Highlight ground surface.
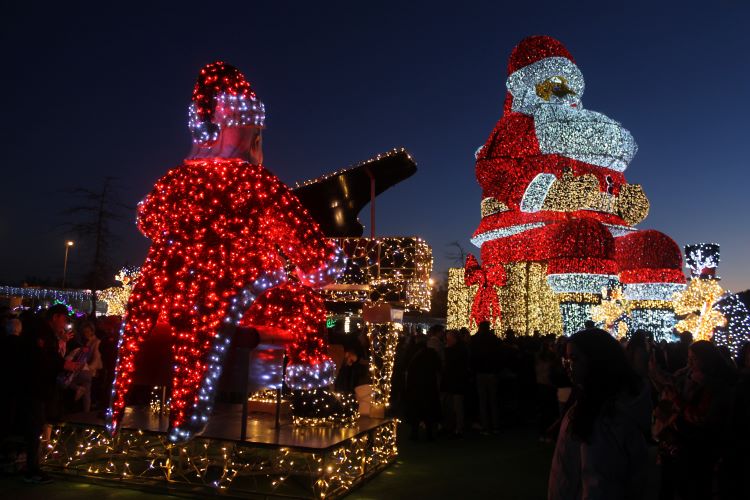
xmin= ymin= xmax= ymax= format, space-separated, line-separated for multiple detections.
xmin=0 ymin=425 xmax=553 ymax=499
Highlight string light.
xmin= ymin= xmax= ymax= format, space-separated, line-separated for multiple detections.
xmin=99 ymin=266 xmax=140 ymax=316
xmin=447 ymin=268 xmax=475 ymax=331
xmin=591 ymin=288 xmax=679 ymax=341
xmin=42 ymin=419 xmax=397 ymax=498
xmin=289 ymin=389 xmax=359 ymax=427
xmin=480 ymin=197 xmax=509 ymax=218
xmin=366 ymin=322 xmax=400 ymax=407
xmin=673 ymin=277 xmax=726 ymax=341
xmin=0 ymin=285 xmax=91 ymax=303
xmin=107 ymin=61 xmax=350 ymax=443
xmin=712 ymin=293 xmax=750 ymax=357
xmin=591 ymin=289 xmax=629 ymax=337
xmin=294 ymin=147 xmax=414 ymax=189
xmin=684 ymin=243 xmax=721 ymax=278
xmin=501 ymin=262 xmax=562 ymax=334
xmin=188 ymin=62 xmax=265 ymax=145
xmin=446 ymin=263 xmax=563 ymax=335
xmin=248 ymin=389 xmax=281 ymax=405
xmin=324 ymin=237 xmax=433 ymax=312
xmin=453 ymin=36 xmax=685 ymax=337
xmin=628 ymin=308 xmax=678 ymax=342
xmin=108 ymin=156 xmax=346 ymax=443
xmin=520 ymin=173 xmax=557 ymax=213
xmin=240 ymin=281 xmax=338 ymax=390
xmin=534 ymin=104 xmax=637 ymax=172
xmin=547 ymin=273 xmax=618 ymax=294
xmin=539 ymin=171 xmax=600 ymax=213
xmin=463 ymin=254 xmax=504 ymax=330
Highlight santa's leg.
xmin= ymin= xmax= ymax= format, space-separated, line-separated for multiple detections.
xmin=245 ymin=282 xmax=335 ymax=389
xmin=280 ymin=285 xmax=356 ymax=424
xmin=615 ymin=230 xmax=686 ymax=341
xmin=544 ymin=220 xmax=619 ymax=335
xmin=107 ymin=255 xmax=165 ymax=434
xmin=284 ymin=299 xmax=336 ymax=391
xmin=241 ymin=283 xmax=354 ymax=424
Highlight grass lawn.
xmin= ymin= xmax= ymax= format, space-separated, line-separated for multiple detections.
xmin=352 ymin=425 xmax=553 ymax=500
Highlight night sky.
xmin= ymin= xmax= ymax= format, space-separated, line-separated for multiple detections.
xmin=2 ymin=1 xmax=749 ymax=292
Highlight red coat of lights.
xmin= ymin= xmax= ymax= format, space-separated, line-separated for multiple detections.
xmin=107 ymin=158 xmax=343 ymax=442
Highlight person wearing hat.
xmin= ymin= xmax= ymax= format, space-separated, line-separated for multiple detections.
xmin=466 ymin=35 xmax=684 ymax=333
xmin=108 ymin=62 xmax=346 ymax=443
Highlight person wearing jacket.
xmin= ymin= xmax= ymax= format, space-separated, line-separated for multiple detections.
xmin=470 ymin=321 xmax=502 ymax=433
xmin=548 ymin=328 xmax=651 ymax=500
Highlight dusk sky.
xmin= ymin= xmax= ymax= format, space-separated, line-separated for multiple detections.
xmin=2 ymin=1 xmax=749 ymax=292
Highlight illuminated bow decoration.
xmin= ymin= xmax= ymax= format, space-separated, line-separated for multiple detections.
xmin=464 ymin=254 xmax=506 ymax=329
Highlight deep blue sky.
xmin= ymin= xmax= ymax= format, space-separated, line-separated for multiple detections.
xmin=2 ymin=1 xmax=749 ymax=292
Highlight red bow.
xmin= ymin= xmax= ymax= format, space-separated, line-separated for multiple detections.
xmin=464 ymin=254 xmax=505 ymax=328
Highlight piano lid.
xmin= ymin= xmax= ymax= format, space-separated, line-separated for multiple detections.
xmin=292 ymin=148 xmax=417 ymax=237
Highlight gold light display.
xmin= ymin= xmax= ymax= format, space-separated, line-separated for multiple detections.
xmin=541 ymin=171 xmax=600 ymax=212
xmin=672 ymin=278 xmax=727 ymax=341
xmin=447 ymin=268 xmax=475 ymax=331
xmin=480 ymin=197 xmax=509 ymax=217
xmin=324 ymin=237 xmax=433 ymax=312
xmin=43 ymin=419 xmax=397 ymax=499
xmin=99 ymin=267 xmax=140 ymax=316
xmin=290 ymin=389 xmax=359 ymax=428
xmin=366 ymin=322 xmax=400 ymax=408
xmin=446 ymin=263 xmax=562 ymax=335
xmin=532 ymin=169 xmax=649 ymax=226
xmin=614 ymin=184 xmax=650 ymax=225
xmin=591 ymin=289 xmax=628 ymax=338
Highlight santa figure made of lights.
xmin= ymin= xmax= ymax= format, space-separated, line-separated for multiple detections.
xmin=107 ymin=62 xmax=346 ymax=442
xmin=467 ymin=35 xmax=685 ymax=336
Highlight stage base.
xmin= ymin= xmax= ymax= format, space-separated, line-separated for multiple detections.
xmin=42 ymin=406 xmax=397 ymax=499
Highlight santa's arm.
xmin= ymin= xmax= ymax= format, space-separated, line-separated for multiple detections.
xmin=136 ymin=167 xmax=181 ymax=241
xmin=260 ymin=171 xmax=346 ymax=287
xmin=519 ymin=173 xmax=557 ymax=212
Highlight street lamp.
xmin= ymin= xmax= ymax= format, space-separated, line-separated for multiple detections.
xmin=62 ymin=240 xmax=74 ymax=288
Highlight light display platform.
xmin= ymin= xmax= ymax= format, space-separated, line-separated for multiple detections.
xmin=43 ymin=405 xmax=397 ymax=499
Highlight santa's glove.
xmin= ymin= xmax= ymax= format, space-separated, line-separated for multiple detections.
xmin=615 ymin=184 xmax=649 ymax=225
xmin=540 ymin=171 xmax=599 ymax=212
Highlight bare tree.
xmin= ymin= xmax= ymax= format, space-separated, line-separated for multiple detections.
xmin=61 ymin=177 xmax=132 ymax=293
xmin=446 ymin=241 xmax=468 ymax=267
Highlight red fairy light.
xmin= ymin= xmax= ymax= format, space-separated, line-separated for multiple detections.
xmin=465 ymin=36 xmax=685 ymax=331
xmin=108 ymin=156 xmax=344 ymax=443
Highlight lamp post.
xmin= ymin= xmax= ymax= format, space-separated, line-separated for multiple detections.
xmin=62 ymin=240 xmax=74 ymax=288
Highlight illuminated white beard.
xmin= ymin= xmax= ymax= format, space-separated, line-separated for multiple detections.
xmin=532 ymin=103 xmax=637 ymax=172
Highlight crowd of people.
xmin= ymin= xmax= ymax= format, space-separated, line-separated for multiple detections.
xmin=386 ymin=321 xmax=750 ymax=500
xmin=0 ymin=305 xmax=118 ymax=484
xmin=387 ymin=322 xmax=568 ymax=441
xmin=3 ymin=303 xmax=750 ymax=499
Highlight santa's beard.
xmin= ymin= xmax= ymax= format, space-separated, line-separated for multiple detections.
xmin=532 ymin=103 xmax=637 ymax=172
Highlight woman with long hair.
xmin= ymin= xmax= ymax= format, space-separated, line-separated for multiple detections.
xmin=548 ymin=328 xmax=651 ymax=500
xmin=673 ymin=340 xmax=736 ymax=500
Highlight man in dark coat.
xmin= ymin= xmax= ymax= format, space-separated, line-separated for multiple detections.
xmin=442 ymin=330 xmax=469 ymax=436
xmin=470 ymin=321 xmax=502 ymax=433
xmin=22 ymin=304 xmax=79 ymax=484
xmin=405 ymin=337 xmax=442 ymax=440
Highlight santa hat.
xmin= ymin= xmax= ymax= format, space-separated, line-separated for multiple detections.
xmin=505 ymin=36 xmax=584 ymax=114
xmin=188 ymin=61 xmax=266 ymax=145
